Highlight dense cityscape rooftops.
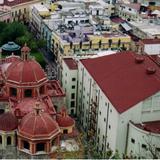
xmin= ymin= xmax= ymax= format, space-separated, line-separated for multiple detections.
xmin=0 ymin=0 xmax=160 ymax=158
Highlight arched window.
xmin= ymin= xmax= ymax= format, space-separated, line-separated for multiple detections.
xmin=39 ymin=86 xmax=44 ymax=95
xmin=63 ymin=129 xmax=68 ymax=134
xmin=36 ymin=143 xmax=45 ymax=152
xmin=24 ymin=89 xmax=32 ymax=97
xmin=51 ymin=139 xmax=56 ymax=146
xmin=7 ymin=136 xmax=11 ymax=145
xmin=23 ymin=140 xmax=30 ymax=150
xmin=0 ymin=135 xmax=2 ymax=144
xmin=10 ymin=88 xmax=17 ymax=97
xmin=0 ymin=109 xmax=4 ymax=114
xmin=54 ymin=105 xmax=58 ymax=112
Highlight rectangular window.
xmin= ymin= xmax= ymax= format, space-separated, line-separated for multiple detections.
xmin=63 ymin=129 xmax=68 ymax=134
xmin=156 ymin=147 xmax=160 ymax=152
xmin=71 ymin=93 xmax=75 ymax=99
xmin=24 ymin=89 xmax=32 ymax=97
xmin=72 ymin=85 xmax=75 ymax=89
xmin=97 ymin=137 xmax=99 ymax=143
xmin=10 ymin=88 xmax=17 ymax=97
xmin=71 ymin=101 xmax=75 ymax=108
xmin=98 ymin=128 xmax=100 ymax=134
xmin=72 ymin=78 xmax=76 ymax=81
xmin=131 ymin=138 xmax=135 ymax=144
xmin=142 ymin=144 xmax=147 ymax=150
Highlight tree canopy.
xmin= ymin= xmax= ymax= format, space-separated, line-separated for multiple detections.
xmin=0 ymin=22 xmax=46 ymax=68
xmin=0 ymin=22 xmax=45 ymax=51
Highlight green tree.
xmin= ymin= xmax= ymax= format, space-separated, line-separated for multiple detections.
xmin=0 ymin=22 xmax=26 ymax=43
xmin=37 ymin=39 xmax=46 ymax=48
xmin=111 ymin=150 xmax=120 ymax=159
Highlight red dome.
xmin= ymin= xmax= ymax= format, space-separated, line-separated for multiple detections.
xmin=6 ymin=54 xmax=21 ymax=63
xmin=57 ymin=114 xmax=75 ymax=127
xmin=6 ymin=59 xmax=47 ymax=85
xmin=18 ymin=111 xmax=60 ymax=139
xmin=0 ymin=112 xmax=18 ymax=131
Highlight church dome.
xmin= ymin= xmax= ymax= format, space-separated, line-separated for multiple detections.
xmin=0 ymin=112 xmax=18 ymax=131
xmin=18 ymin=103 xmax=60 ymax=139
xmin=57 ymin=108 xmax=75 ymax=127
xmin=6 ymin=59 xmax=47 ymax=86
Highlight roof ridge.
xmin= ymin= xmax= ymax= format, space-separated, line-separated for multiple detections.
xmin=29 ymin=61 xmax=38 ymax=82
xmin=41 ymin=113 xmax=50 ymax=134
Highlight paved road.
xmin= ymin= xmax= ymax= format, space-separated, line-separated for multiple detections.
xmin=38 ymin=48 xmax=58 ymax=80
xmin=28 ymin=24 xmax=58 ymax=80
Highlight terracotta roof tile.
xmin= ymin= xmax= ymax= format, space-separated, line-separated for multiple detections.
xmin=64 ymin=58 xmax=78 ymax=70
xmin=81 ymin=51 xmax=160 ymax=113
xmin=141 ymin=39 xmax=160 ymax=44
xmin=135 ymin=121 xmax=160 ymax=134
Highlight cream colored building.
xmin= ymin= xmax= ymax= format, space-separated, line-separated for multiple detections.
xmin=61 ymin=58 xmax=78 ymax=115
xmin=10 ymin=0 xmax=43 ymax=23
xmin=76 ymin=52 xmax=160 ymax=158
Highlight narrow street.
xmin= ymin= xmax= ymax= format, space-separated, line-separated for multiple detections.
xmin=38 ymin=47 xmax=58 ymax=80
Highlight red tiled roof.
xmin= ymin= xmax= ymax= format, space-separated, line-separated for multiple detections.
xmin=56 ymin=107 xmax=75 ymax=127
xmin=0 ymin=0 xmax=33 ymax=6
xmin=18 ymin=111 xmax=60 ymax=139
xmin=13 ymin=98 xmax=54 ymax=116
xmin=141 ymin=39 xmax=160 ymax=44
xmin=111 ymin=17 xmax=126 ymax=23
xmin=135 ymin=121 xmax=160 ymax=134
xmin=0 ymin=112 xmax=18 ymax=131
xmin=47 ymin=80 xmax=65 ymax=97
xmin=6 ymin=59 xmax=47 ymax=86
xmin=81 ymin=51 xmax=160 ymax=113
xmin=57 ymin=114 xmax=75 ymax=127
xmin=64 ymin=58 xmax=78 ymax=70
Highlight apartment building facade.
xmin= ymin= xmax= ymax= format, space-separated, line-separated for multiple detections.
xmin=76 ymin=52 xmax=160 ymax=158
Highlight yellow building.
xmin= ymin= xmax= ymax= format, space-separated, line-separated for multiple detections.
xmin=52 ymin=32 xmax=131 ymax=60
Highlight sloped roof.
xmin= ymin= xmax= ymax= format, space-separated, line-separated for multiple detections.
xmin=64 ymin=58 xmax=78 ymax=70
xmin=81 ymin=51 xmax=160 ymax=113
xmin=141 ymin=39 xmax=160 ymax=44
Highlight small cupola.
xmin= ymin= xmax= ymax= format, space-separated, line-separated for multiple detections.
xmin=34 ymin=101 xmax=42 ymax=116
xmin=61 ymin=107 xmax=67 ymax=117
xmin=135 ymin=56 xmax=145 ymax=64
xmin=21 ymin=43 xmax=31 ymax=61
xmin=146 ymin=67 xmax=156 ymax=75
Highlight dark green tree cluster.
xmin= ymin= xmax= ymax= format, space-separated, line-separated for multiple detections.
xmin=0 ymin=22 xmax=46 ymax=51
